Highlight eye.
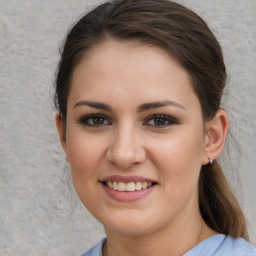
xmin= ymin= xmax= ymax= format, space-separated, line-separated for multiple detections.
xmin=78 ymin=114 xmax=111 ymax=127
xmin=144 ymin=114 xmax=177 ymax=127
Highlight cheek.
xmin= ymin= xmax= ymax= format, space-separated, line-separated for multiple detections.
xmin=66 ymin=130 xmax=106 ymax=184
xmin=150 ymin=129 xmax=204 ymax=187
xmin=149 ymin=135 xmax=203 ymax=218
xmin=65 ymin=132 xmax=106 ymax=211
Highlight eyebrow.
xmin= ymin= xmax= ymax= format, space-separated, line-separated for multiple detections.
xmin=137 ymin=100 xmax=186 ymax=112
xmin=73 ymin=100 xmax=112 ymax=111
xmin=73 ymin=99 xmax=186 ymax=112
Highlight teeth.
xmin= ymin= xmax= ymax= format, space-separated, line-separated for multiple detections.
xmin=135 ymin=182 xmax=142 ymax=191
xmin=108 ymin=181 xmax=113 ymax=189
xmin=106 ymin=181 xmax=113 ymax=189
xmin=126 ymin=182 xmax=136 ymax=192
xmin=118 ymin=182 xmax=126 ymax=191
xmin=113 ymin=181 xmax=118 ymax=190
xmin=105 ymin=181 xmax=153 ymax=191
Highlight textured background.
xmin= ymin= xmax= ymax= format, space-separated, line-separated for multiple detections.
xmin=0 ymin=0 xmax=255 ymax=255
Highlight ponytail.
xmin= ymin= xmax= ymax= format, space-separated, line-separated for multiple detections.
xmin=199 ymin=161 xmax=248 ymax=240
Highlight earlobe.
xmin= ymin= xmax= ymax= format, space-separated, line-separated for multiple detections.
xmin=202 ymin=109 xmax=229 ymax=165
xmin=55 ymin=113 xmax=69 ymax=163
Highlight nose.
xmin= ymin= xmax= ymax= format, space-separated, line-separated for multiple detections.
xmin=106 ymin=124 xmax=146 ymax=169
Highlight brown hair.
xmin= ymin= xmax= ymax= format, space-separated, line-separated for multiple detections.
xmin=54 ymin=0 xmax=248 ymax=239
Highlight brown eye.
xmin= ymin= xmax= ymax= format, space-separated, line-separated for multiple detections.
xmin=79 ymin=114 xmax=111 ymax=127
xmin=89 ymin=117 xmax=106 ymax=125
xmin=153 ymin=117 xmax=169 ymax=126
xmin=145 ymin=114 xmax=177 ymax=127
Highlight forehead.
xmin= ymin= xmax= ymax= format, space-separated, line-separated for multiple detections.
xmin=69 ymin=39 xmax=199 ymax=110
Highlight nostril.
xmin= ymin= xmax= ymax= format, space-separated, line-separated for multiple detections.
xmin=106 ymin=144 xmax=147 ymax=168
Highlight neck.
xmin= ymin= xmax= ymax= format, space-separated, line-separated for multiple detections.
xmin=103 ymin=206 xmax=217 ymax=256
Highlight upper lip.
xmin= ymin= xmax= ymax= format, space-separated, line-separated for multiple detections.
xmin=100 ymin=175 xmax=157 ymax=183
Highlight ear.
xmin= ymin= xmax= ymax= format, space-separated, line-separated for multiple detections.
xmin=55 ymin=113 xmax=69 ymax=163
xmin=202 ymin=109 xmax=229 ymax=165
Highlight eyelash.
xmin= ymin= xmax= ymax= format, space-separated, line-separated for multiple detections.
xmin=143 ymin=114 xmax=178 ymax=127
xmin=78 ymin=113 xmax=178 ymax=128
xmin=78 ymin=114 xmax=111 ymax=127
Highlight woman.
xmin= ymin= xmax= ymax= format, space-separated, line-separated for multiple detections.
xmin=54 ymin=0 xmax=256 ymax=255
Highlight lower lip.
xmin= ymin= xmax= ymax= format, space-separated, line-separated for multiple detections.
xmin=101 ymin=183 xmax=156 ymax=202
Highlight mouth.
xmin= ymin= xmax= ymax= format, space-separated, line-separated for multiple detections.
xmin=102 ymin=181 xmax=156 ymax=192
xmin=100 ymin=176 xmax=157 ymax=201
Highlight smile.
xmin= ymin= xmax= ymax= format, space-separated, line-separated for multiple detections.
xmin=101 ymin=175 xmax=157 ymax=201
xmin=104 ymin=181 xmax=153 ymax=192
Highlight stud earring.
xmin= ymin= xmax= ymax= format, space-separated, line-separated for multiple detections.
xmin=208 ymin=157 xmax=214 ymax=165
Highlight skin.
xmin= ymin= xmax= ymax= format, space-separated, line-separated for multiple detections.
xmin=56 ymin=39 xmax=228 ymax=256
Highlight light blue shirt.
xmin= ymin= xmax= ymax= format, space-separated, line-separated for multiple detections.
xmin=81 ymin=235 xmax=256 ymax=256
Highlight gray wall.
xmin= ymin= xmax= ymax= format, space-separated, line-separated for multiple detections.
xmin=0 ymin=0 xmax=255 ymax=255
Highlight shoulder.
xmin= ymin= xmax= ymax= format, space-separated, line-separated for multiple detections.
xmin=217 ymin=235 xmax=256 ymax=256
xmin=81 ymin=236 xmax=256 ymax=256
xmin=184 ymin=234 xmax=256 ymax=256
xmin=80 ymin=238 xmax=106 ymax=256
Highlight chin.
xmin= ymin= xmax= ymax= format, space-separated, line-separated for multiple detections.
xmin=100 ymin=210 xmax=160 ymax=237
xmin=105 ymin=222 xmax=155 ymax=237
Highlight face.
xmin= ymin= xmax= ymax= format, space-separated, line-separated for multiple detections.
xmin=59 ymin=40 xmax=210 ymax=236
